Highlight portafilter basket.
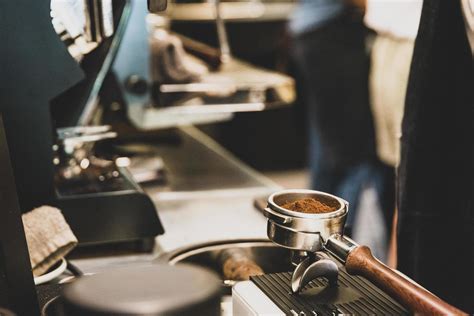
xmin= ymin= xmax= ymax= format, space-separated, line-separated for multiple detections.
xmin=263 ymin=189 xmax=467 ymax=315
xmin=265 ymin=189 xmax=348 ymax=253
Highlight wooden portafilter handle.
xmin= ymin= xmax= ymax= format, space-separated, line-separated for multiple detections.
xmin=326 ymin=236 xmax=467 ymax=315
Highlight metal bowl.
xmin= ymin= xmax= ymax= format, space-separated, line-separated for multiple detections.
xmin=157 ymin=239 xmax=294 ymax=315
xmin=157 ymin=239 xmax=293 ymax=288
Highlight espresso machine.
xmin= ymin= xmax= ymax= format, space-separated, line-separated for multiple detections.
xmin=51 ymin=0 xmax=177 ymax=248
xmin=233 ymin=190 xmax=466 ymax=315
xmin=0 ymin=0 xmax=174 ymax=250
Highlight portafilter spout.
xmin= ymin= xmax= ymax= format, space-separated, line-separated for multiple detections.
xmin=263 ymin=189 xmax=467 ymax=315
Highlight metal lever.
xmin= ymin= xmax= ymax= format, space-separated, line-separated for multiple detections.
xmin=212 ymin=0 xmax=231 ymax=63
xmin=56 ymin=125 xmax=117 ymax=156
xmin=62 ymin=132 xmax=117 ymax=147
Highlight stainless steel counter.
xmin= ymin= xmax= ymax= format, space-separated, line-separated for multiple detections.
xmin=147 ymin=126 xmax=279 ymax=251
xmin=70 ymin=126 xmax=280 ymax=273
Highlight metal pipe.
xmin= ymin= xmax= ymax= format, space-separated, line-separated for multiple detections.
xmin=212 ymin=0 xmax=231 ymax=63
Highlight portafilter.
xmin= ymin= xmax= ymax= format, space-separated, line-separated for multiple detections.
xmin=263 ymin=189 xmax=466 ymax=315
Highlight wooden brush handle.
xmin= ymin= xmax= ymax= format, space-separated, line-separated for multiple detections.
xmin=346 ymin=246 xmax=467 ymax=315
xmin=218 ymin=249 xmax=264 ymax=281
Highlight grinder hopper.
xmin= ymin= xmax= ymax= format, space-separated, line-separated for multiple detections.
xmin=263 ymin=189 xmax=466 ymax=315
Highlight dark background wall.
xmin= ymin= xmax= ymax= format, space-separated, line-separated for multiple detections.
xmin=172 ymin=19 xmax=308 ymax=171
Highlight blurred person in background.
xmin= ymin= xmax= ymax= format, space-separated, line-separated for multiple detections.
xmin=363 ymin=0 xmax=473 ymax=311
xmin=365 ymin=0 xmax=422 ymax=170
xmin=363 ymin=0 xmax=423 ymax=267
xmin=289 ymin=0 xmax=395 ymax=252
xmin=396 ymin=0 xmax=473 ymax=310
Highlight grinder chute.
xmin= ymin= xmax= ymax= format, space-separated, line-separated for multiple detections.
xmin=263 ymin=189 xmax=467 ymax=315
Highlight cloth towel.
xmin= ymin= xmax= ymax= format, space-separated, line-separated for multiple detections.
xmin=22 ymin=206 xmax=78 ymax=276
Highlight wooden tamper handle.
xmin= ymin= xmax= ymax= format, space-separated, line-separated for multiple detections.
xmin=346 ymin=246 xmax=467 ymax=315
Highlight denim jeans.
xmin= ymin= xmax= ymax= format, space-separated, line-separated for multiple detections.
xmin=292 ymin=11 xmax=394 ymax=232
xmin=309 ymin=127 xmax=392 ymax=230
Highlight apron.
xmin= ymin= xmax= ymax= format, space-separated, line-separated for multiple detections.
xmin=397 ymin=0 xmax=474 ymax=312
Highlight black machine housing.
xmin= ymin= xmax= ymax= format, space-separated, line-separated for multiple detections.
xmin=1 ymin=0 xmax=164 ymax=248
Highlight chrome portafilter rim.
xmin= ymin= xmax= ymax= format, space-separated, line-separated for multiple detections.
xmin=264 ymin=189 xmax=348 ymax=239
xmin=268 ymin=189 xmax=348 ymax=220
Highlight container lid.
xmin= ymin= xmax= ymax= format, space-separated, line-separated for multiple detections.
xmin=62 ymin=264 xmax=221 ymax=316
xmin=0 ymin=307 xmax=16 ymax=316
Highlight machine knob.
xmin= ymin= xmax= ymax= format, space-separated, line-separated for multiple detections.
xmin=147 ymin=0 xmax=167 ymax=13
xmin=125 ymin=75 xmax=149 ymax=95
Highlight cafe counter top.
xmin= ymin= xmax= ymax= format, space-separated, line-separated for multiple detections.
xmin=69 ymin=126 xmax=280 ymax=274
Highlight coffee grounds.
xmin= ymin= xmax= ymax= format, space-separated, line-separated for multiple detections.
xmin=281 ymin=198 xmax=337 ymax=214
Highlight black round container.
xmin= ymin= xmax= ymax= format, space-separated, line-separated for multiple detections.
xmin=0 ymin=307 xmax=16 ymax=316
xmin=60 ymin=264 xmax=221 ymax=316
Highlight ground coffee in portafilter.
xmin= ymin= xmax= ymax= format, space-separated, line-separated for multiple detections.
xmin=281 ymin=198 xmax=337 ymax=214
